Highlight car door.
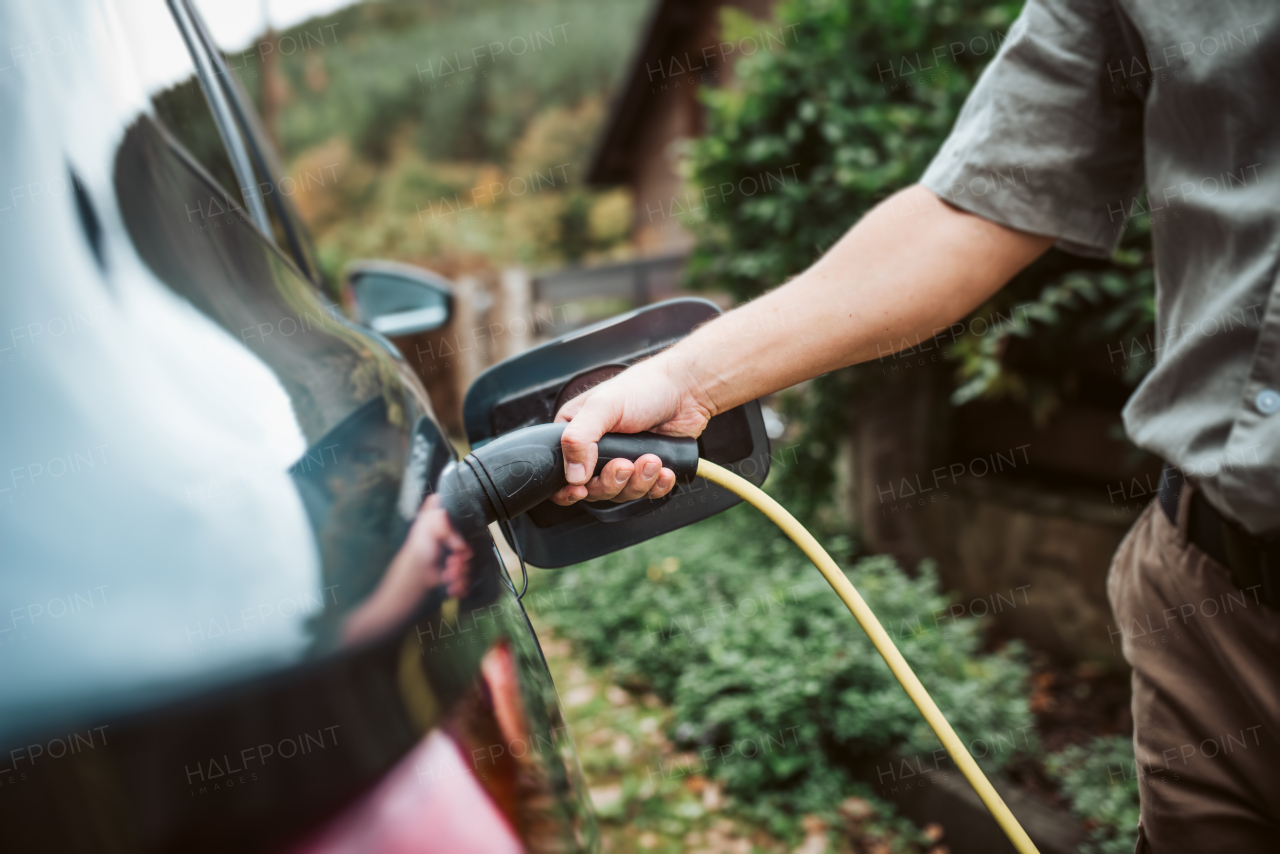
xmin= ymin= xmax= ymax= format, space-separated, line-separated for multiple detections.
xmin=0 ymin=0 xmax=594 ymax=850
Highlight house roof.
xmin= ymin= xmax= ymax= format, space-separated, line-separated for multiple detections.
xmin=586 ymin=0 xmax=707 ymax=185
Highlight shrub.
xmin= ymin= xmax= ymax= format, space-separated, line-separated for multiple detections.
xmin=1044 ymin=735 xmax=1141 ymax=854
xmin=530 ymin=502 xmax=1036 ymax=835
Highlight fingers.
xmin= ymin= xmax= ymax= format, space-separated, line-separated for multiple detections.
xmin=420 ymin=496 xmax=468 ymax=550
xmin=549 ymin=456 xmax=678 ymax=505
xmin=550 ymin=483 xmax=588 ymax=505
xmin=612 ymin=454 xmax=661 ymax=502
xmin=560 ymin=394 xmax=618 ymax=485
xmin=583 ymin=457 xmax=634 ymax=501
xmin=647 ymin=467 xmax=677 ymax=500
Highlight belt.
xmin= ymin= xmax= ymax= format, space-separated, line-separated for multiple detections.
xmin=1158 ymin=464 xmax=1280 ymax=609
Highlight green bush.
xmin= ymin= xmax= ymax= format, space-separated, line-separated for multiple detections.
xmin=1045 ymin=735 xmax=1141 ymax=854
xmin=530 ymin=502 xmax=1036 ymax=834
xmin=684 ymin=0 xmax=1020 ymax=302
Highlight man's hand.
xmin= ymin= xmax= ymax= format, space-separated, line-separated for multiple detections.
xmin=550 ymin=356 xmax=713 ymax=505
xmin=342 ymin=495 xmax=473 ymax=644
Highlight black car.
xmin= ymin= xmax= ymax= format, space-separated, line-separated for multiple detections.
xmin=0 ymin=0 xmax=603 ymax=849
xmin=0 ymin=1 xmax=777 ymax=851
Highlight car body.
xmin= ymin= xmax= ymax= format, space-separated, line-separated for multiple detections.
xmin=0 ymin=0 xmax=596 ymax=850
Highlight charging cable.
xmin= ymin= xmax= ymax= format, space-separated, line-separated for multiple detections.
xmin=697 ymin=459 xmax=1041 ymax=854
xmin=439 ymin=422 xmax=1040 ymax=853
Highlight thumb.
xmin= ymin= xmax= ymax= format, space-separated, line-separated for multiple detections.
xmin=559 ymin=390 xmax=622 ymax=485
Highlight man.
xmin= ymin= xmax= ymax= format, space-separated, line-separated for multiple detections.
xmin=550 ymin=0 xmax=1280 ymax=850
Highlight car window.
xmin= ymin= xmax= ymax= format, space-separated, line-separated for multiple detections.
xmin=111 ymin=0 xmax=252 ymax=225
xmin=217 ymin=70 xmax=323 ymax=281
xmin=186 ymin=0 xmax=326 ymax=283
xmin=150 ymin=83 xmax=245 ymax=216
xmin=115 ymin=0 xmax=327 ymax=282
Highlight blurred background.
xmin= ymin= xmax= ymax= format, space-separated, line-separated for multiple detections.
xmin=196 ymin=1 xmax=1156 ymax=850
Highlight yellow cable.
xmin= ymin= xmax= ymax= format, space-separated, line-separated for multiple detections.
xmin=697 ymin=459 xmax=1040 ymax=854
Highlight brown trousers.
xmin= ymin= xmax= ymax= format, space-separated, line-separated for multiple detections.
xmin=1108 ymin=487 xmax=1280 ymax=852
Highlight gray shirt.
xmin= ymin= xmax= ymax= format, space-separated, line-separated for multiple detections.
xmin=921 ymin=0 xmax=1280 ymax=535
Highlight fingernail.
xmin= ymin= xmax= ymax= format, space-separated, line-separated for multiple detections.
xmin=643 ymin=460 xmax=659 ymax=478
xmin=615 ymin=469 xmax=630 ymax=484
xmin=567 ymin=463 xmax=585 ymax=483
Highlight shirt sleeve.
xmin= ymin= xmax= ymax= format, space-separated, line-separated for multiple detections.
xmin=920 ymin=0 xmax=1145 ymax=258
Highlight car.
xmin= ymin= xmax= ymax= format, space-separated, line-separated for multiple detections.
xmin=0 ymin=0 xmax=599 ymax=849
xmin=0 ymin=1 xmax=772 ymax=851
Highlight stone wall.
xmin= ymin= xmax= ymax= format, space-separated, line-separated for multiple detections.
xmin=916 ymin=480 xmax=1136 ymax=665
xmin=842 ymin=370 xmax=1150 ymax=666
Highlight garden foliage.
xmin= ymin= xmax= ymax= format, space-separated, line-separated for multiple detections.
xmin=1045 ymin=735 xmax=1142 ymax=854
xmin=531 ymin=503 xmax=1035 ymax=834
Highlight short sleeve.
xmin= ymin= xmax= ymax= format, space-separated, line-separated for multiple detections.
xmin=920 ymin=0 xmax=1145 ymax=258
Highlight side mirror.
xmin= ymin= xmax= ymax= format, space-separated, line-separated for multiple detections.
xmin=342 ymin=260 xmax=454 ymax=336
xmin=463 ymin=298 xmax=771 ymax=567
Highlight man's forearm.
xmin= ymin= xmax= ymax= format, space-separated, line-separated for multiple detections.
xmin=656 ymin=184 xmax=1054 ymax=417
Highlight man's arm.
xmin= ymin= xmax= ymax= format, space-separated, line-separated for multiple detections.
xmin=551 ymin=184 xmax=1053 ymax=505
